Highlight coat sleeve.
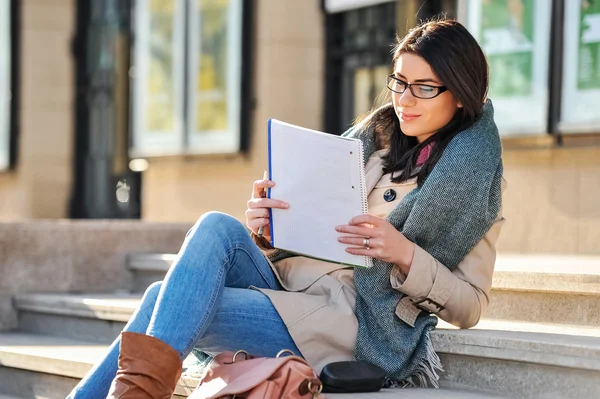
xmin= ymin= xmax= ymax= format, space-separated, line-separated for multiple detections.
xmin=390 ymin=215 xmax=505 ymax=329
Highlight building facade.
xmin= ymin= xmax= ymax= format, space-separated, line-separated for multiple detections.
xmin=0 ymin=0 xmax=599 ymax=256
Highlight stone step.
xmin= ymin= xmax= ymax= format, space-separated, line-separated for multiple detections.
xmin=16 ymin=292 xmax=600 ymax=343
xmin=12 ymin=293 xmax=600 ymax=398
xmin=130 ymin=252 xmax=600 ymax=326
xmin=0 ymin=333 xmax=506 ymax=399
xmin=488 ymin=254 xmax=600 ymax=327
xmin=14 ymin=293 xmax=138 ymax=343
xmin=0 ymin=333 xmax=198 ymax=398
xmin=127 ymin=253 xmax=176 ymax=292
xmin=436 ymin=325 xmax=600 ymax=398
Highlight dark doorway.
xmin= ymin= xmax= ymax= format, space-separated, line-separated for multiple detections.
xmin=69 ymin=0 xmax=140 ymax=218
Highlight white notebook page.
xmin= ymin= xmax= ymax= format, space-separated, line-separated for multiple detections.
xmin=268 ymin=120 xmax=372 ymax=268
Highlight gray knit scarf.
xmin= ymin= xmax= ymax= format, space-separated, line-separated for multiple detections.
xmin=344 ymin=100 xmax=503 ymax=386
xmin=268 ymin=100 xmax=502 ymax=386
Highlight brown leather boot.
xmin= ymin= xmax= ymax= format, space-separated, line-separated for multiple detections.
xmin=106 ymin=332 xmax=183 ymax=399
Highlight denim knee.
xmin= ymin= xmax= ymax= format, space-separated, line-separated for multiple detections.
xmin=189 ymin=212 xmax=246 ymax=241
xmin=198 ymin=211 xmax=242 ymax=229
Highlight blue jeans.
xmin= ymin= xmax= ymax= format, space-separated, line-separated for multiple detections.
xmin=68 ymin=212 xmax=301 ymax=399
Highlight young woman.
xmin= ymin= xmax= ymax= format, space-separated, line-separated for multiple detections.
xmin=68 ymin=19 xmax=504 ymax=399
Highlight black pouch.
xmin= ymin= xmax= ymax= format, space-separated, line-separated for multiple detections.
xmin=319 ymin=361 xmax=386 ymax=393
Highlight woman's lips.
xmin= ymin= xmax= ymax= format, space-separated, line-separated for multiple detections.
xmin=400 ymin=112 xmax=420 ymax=122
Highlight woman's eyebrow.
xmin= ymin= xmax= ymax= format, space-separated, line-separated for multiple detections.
xmin=394 ymin=73 xmax=440 ymax=84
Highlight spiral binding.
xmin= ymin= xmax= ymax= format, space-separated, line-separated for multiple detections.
xmin=356 ymin=141 xmax=373 ymax=268
xmin=356 ymin=141 xmax=368 ymax=216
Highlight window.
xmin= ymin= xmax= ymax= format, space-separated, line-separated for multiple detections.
xmin=132 ymin=0 xmax=244 ymax=156
xmin=0 ymin=0 xmax=10 ymax=170
xmin=560 ymin=0 xmax=600 ymax=133
xmin=463 ymin=0 xmax=553 ymax=137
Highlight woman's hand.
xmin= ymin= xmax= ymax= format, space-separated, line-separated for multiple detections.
xmin=336 ymin=215 xmax=415 ymax=273
xmin=245 ymin=176 xmax=289 ymax=240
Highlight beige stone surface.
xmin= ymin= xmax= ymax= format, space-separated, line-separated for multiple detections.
xmin=0 ymin=333 xmax=105 ymax=379
xmin=4 ymin=324 xmax=600 ymax=398
xmin=128 ymin=251 xmax=600 ymax=325
xmin=486 ymin=290 xmax=600 ymax=327
xmin=439 ymin=353 xmax=599 ymax=399
xmin=0 ymin=221 xmax=190 ymax=330
xmin=0 ymin=0 xmax=74 ymax=220
xmin=438 ymin=318 xmax=600 ymax=338
xmin=0 ymin=332 xmax=208 ymax=397
xmin=499 ymin=146 xmax=600 ymax=256
xmin=15 ymin=293 xmax=141 ymax=323
xmin=331 ymin=391 xmax=505 ymax=399
xmin=0 ymin=220 xmax=190 ymax=292
xmin=433 ymin=327 xmax=600 ymax=370
xmin=127 ymin=253 xmax=177 ymax=271
xmin=13 ymin=293 xmax=600 ymax=358
xmin=492 ymin=254 xmax=600 ymax=293
xmin=0 ymin=367 xmax=80 ymax=399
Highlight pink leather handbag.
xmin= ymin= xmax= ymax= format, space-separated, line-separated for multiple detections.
xmin=189 ymin=350 xmax=324 ymax=399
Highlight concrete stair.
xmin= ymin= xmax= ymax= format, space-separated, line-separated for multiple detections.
xmin=0 ymin=329 xmax=501 ymax=399
xmin=14 ymin=293 xmax=138 ymax=344
xmin=0 ymin=253 xmax=599 ymax=398
xmin=128 ymin=253 xmax=177 ymax=293
xmin=128 ymin=253 xmax=600 ymax=327
xmin=486 ymin=254 xmax=600 ymax=327
xmin=0 ymin=332 xmax=200 ymax=398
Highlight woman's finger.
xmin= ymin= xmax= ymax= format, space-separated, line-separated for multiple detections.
xmin=335 ymin=224 xmax=374 ymax=237
xmin=348 ymin=214 xmax=384 ymax=227
xmin=245 ymin=208 xmax=269 ymax=220
xmin=252 ymin=178 xmax=274 ymax=199
xmin=345 ymin=247 xmax=375 ymax=257
xmin=246 ymin=218 xmax=270 ymax=233
xmin=247 ymin=198 xmax=289 ymax=210
xmin=337 ymin=235 xmax=377 ymax=247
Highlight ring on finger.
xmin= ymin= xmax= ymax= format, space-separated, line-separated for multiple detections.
xmin=363 ymin=237 xmax=370 ymax=249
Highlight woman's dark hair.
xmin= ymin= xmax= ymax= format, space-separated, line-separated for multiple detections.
xmin=363 ymin=19 xmax=489 ymax=184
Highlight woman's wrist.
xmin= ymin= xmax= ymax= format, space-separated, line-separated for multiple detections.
xmin=395 ymin=240 xmax=415 ymax=274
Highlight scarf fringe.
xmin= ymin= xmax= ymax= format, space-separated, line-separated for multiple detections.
xmin=385 ymin=333 xmax=443 ymax=389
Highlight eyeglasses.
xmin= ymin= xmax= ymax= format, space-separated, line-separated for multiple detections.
xmin=386 ymin=75 xmax=448 ymax=99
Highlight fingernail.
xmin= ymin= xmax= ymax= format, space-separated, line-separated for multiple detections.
xmin=282 ymin=202 xmax=289 ymax=208
xmin=268 ymin=181 xmax=275 ymax=186
xmin=335 ymin=226 xmax=341 ymax=231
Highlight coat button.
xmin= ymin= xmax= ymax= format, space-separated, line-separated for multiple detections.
xmin=383 ymin=189 xmax=396 ymax=202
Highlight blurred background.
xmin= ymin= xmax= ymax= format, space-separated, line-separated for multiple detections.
xmin=0 ymin=0 xmax=598 ymax=256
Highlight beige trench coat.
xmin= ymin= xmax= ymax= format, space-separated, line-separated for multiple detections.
xmin=253 ymin=152 xmax=506 ymax=373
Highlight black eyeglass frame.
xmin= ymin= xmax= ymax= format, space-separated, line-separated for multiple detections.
xmin=386 ymin=75 xmax=448 ymax=99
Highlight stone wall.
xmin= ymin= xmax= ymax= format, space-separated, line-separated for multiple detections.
xmin=499 ymin=143 xmax=600 ymax=256
xmin=0 ymin=220 xmax=191 ymax=330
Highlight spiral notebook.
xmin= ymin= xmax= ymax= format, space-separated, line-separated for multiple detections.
xmin=267 ymin=119 xmax=372 ymax=268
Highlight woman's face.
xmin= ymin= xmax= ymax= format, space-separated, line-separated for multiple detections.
xmin=391 ymin=53 xmax=462 ymax=143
